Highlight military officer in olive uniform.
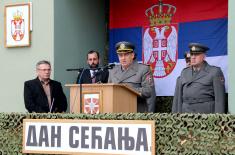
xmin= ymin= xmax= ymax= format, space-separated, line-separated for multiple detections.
xmin=108 ymin=41 xmax=155 ymax=112
xmin=172 ymin=43 xmax=225 ymax=113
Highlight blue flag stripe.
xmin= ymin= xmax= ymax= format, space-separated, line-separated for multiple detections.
xmin=109 ymin=18 xmax=227 ymax=62
xmin=178 ymin=18 xmax=227 ymax=58
xmin=109 ymin=27 xmax=142 ymax=62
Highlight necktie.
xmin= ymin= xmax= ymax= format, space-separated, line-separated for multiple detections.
xmin=92 ymin=71 xmax=96 ymax=83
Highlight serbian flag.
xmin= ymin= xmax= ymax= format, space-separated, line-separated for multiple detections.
xmin=109 ymin=0 xmax=228 ymax=96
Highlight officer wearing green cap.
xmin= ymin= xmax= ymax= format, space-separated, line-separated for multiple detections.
xmin=108 ymin=41 xmax=156 ymax=112
xmin=172 ymin=43 xmax=225 ymax=113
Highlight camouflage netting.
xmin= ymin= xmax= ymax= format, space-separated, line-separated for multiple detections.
xmin=0 ymin=113 xmax=235 ymax=155
xmin=156 ymin=96 xmax=173 ymax=113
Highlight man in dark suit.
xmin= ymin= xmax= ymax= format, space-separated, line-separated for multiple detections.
xmin=108 ymin=41 xmax=155 ymax=112
xmin=77 ymin=50 xmax=109 ymax=84
xmin=172 ymin=43 xmax=225 ymax=113
xmin=24 ymin=60 xmax=67 ymax=113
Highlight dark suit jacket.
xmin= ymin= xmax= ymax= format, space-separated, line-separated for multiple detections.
xmin=77 ymin=69 xmax=109 ymax=84
xmin=24 ymin=77 xmax=67 ymax=113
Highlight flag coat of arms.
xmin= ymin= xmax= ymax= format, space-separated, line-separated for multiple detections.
xmin=11 ymin=10 xmax=25 ymax=41
xmin=109 ymin=0 xmax=228 ymax=96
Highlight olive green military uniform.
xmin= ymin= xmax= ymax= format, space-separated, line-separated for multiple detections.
xmin=172 ymin=61 xmax=225 ymax=113
xmin=172 ymin=43 xmax=225 ymax=113
xmin=108 ymin=61 xmax=155 ymax=112
xmin=108 ymin=41 xmax=155 ymax=112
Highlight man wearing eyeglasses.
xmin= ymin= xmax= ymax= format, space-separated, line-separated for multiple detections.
xmin=24 ymin=60 xmax=67 ymax=113
xmin=172 ymin=43 xmax=225 ymax=113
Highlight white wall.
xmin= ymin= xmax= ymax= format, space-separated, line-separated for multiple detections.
xmin=54 ymin=0 xmax=106 ymax=112
xmin=0 ymin=0 xmax=54 ymax=112
xmin=228 ymin=0 xmax=235 ymax=113
xmin=0 ymin=0 xmax=106 ymax=113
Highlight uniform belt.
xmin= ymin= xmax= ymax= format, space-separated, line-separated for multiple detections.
xmin=183 ymin=97 xmax=214 ymax=104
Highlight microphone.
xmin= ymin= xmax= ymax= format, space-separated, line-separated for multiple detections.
xmin=107 ymin=63 xmax=115 ymax=69
xmin=66 ymin=64 xmax=115 ymax=72
xmin=66 ymin=68 xmax=84 ymax=71
xmin=102 ymin=63 xmax=115 ymax=70
xmin=92 ymin=64 xmax=115 ymax=79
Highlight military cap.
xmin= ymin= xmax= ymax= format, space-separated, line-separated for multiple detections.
xmin=115 ymin=41 xmax=135 ymax=53
xmin=184 ymin=52 xmax=190 ymax=63
xmin=189 ymin=43 xmax=209 ymax=54
xmin=184 ymin=52 xmax=190 ymax=59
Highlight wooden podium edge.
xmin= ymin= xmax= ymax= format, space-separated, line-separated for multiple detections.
xmin=65 ymin=83 xmax=141 ymax=96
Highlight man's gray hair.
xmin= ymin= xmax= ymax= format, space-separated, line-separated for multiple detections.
xmin=36 ymin=60 xmax=51 ymax=69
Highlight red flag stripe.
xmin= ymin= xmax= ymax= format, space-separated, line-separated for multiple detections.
xmin=110 ymin=0 xmax=228 ymax=29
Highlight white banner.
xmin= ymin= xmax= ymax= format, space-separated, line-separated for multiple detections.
xmin=23 ymin=119 xmax=155 ymax=155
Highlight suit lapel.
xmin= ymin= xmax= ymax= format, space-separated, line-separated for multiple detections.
xmin=184 ymin=67 xmax=193 ymax=83
xmin=86 ymin=69 xmax=92 ymax=83
xmin=36 ymin=78 xmax=45 ymax=93
xmin=117 ymin=62 xmax=137 ymax=83
xmin=113 ymin=66 xmax=122 ymax=82
xmin=119 ymin=69 xmax=136 ymax=82
xmin=192 ymin=70 xmax=208 ymax=82
xmin=50 ymin=80 xmax=54 ymax=100
xmin=188 ymin=61 xmax=209 ymax=83
xmin=36 ymin=78 xmax=49 ymax=104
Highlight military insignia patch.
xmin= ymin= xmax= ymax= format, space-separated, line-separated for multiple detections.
xmin=120 ymin=43 xmax=125 ymax=50
xmin=191 ymin=46 xmax=196 ymax=51
xmin=220 ymin=76 xmax=225 ymax=83
xmin=146 ymin=73 xmax=153 ymax=84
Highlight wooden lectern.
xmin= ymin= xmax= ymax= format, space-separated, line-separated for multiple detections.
xmin=65 ymin=84 xmax=140 ymax=113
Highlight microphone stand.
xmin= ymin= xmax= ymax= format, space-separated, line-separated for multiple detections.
xmin=76 ymin=71 xmax=81 ymax=84
xmin=77 ymin=68 xmax=86 ymax=113
xmin=68 ymin=64 xmax=115 ymax=113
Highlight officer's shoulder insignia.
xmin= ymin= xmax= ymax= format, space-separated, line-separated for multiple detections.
xmin=146 ymin=73 xmax=153 ymax=84
xmin=219 ymin=76 xmax=225 ymax=83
